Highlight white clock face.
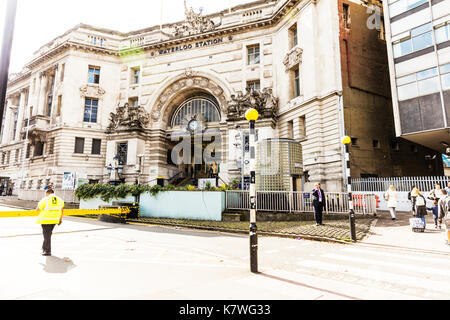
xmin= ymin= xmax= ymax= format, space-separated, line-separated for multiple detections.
xmin=188 ymin=120 xmax=198 ymax=131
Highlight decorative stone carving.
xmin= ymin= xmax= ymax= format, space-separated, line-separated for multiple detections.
xmin=226 ymin=87 xmax=279 ymax=121
xmin=79 ymin=84 xmax=106 ymax=99
xmin=169 ymin=0 xmax=222 ymax=38
xmin=106 ymin=102 xmax=150 ymax=132
xmin=283 ymin=46 xmax=303 ymax=72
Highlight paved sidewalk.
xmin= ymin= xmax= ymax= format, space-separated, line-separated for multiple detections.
xmin=362 ymin=210 xmax=449 ymax=253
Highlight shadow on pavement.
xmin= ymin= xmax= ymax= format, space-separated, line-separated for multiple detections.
xmin=40 ymin=256 xmax=76 ymax=274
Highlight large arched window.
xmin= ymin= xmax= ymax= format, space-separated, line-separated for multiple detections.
xmin=171 ymin=95 xmax=221 ymax=127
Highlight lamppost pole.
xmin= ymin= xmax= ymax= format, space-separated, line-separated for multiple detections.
xmin=342 ymin=136 xmax=357 ymax=242
xmin=245 ymin=108 xmax=259 ymax=273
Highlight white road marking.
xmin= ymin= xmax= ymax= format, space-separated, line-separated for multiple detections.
xmin=344 ymin=247 xmax=450 ymax=265
xmin=322 ymin=253 xmax=450 ymax=277
xmin=296 ymin=260 xmax=450 ymax=294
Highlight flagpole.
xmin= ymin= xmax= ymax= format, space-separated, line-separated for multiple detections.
xmin=160 ymin=0 xmax=163 ymax=41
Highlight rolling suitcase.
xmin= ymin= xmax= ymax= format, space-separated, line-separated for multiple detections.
xmin=409 ymin=218 xmax=425 ymax=232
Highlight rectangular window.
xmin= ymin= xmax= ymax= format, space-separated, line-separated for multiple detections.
xmin=351 ymin=137 xmax=359 ymax=147
xmin=60 ymin=63 xmax=65 ymax=82
xmin=84 ymin=98 xmax=98 ymax=123
xmin=128 ymin=97 xmax=139 ymax=107
xmin=441 ymin=63 xmax=450 ymax=90
xmin=294 ymin=68 xmax=300 ymax=97
xmin=372 ymin=139 xmax=381 ymax=149
xmin=287 ymin=120 xmax=294 ymax=139
xmin=435 ymin=23 xmax=450 ymax=44
xmin=393 ymin=23 xmax=433 ymax=58
xmin=74 ymin=138 xmax=85 ymax=154
xmin=343 ymin=4 xmax=350 ymax=29
xmin=247 ymin=45 xmax=260 ymax=65
xmin=91 ymin=139 xmax=101 ymax=155
xmin=289 ymin=23 xmax=298 ymax=48
xmin=388 ymin=0 xmax=427 ymax=18
xmin=56 ymin=95 xmax=62 ymax=117
xmin=131 ymin=67 xmax=140 ymax=84
xmin=117 ymin=142 xmax=128 ymax=165
xmin=397 ymin=66 xmax=440 ymax=101
xmin=15 ymin=149 xmax=20 ymax=163
xmin=88 ymin=66 xmax=100 ymax=84
xmin=247 ymin=80 xmax=260 ymax=91
xmin=34 ymin=142 xmax=44 ymax=157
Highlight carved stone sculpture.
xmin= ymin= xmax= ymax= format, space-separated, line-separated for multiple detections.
xmin=226 ymin=87 xmax=279 ymax=121
xmin=107 ymin=102 xmax=150 ymax=132
xmin=283 ymin=46 xmax=303 ymax=72
xmin=170 ymin=0 xmax=222 ymax=38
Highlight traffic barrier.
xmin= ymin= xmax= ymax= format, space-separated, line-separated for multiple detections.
xmin=0 ymin=208 xmax=130 ymax=218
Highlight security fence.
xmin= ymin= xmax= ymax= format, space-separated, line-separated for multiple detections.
xmin=225 ymin=190 xmax=377 ymax=215
xmin=351 ymin=176 xmax=450 ymax=192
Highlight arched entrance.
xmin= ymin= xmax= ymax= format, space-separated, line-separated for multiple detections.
xmin=167 ymin=92 xmax=222 ymax=182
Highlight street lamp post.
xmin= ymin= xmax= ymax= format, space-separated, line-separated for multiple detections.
xmin=245 ymin=108 xmax=259 ymax=273
xmin=342 ymin=136 xmax=357 ymax=242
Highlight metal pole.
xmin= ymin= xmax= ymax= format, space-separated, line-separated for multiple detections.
xmin=249 ymin=119 xmax=258 ymax=273
xmin=0 ymin=0 xmax=18 ymax=133
xmin=345 ymin=143 xmax=357 ymax=242
xmin=241 ymin=129 xmax=245 ymax=190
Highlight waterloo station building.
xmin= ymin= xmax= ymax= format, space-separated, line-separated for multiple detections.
xmin=0 ymin=0 xmax=440 ymax=196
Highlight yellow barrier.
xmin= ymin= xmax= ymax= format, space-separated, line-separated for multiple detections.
xmin=0 ymin=208 xmax=130 ymax=218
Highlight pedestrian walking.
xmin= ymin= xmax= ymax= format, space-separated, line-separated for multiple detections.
xmin=438 ymin=190 xmax=450 ymax=245
xmin=409 ymin=186 xmax=419 ymax=216
xmin=427 ymin=198 xmax=440 ymax=229
xmin=312 ymin=183 xmax=325 ymax=226
xmin=445 ymin=181 xmax=450 ymax=194
xmin=36 ymin=185 xmax=64 ymax=256
xmin=414 ymin=190 xmax=427 ymax=228
xmin=429 ymin=183 xmax=444 ymax=203
xmin=438 ymin=190 xmax=450 ymax=231
xmin=385 ymin=185 xmax=398 ymax=220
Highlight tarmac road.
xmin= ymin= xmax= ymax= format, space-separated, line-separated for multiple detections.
xmin=0 ymin=204 xmax=449 ymax=300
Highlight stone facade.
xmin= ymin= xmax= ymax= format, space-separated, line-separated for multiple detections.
xmin=0 ymin=0 xmax=435 ymax=195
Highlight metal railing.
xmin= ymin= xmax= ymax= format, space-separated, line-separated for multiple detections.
xmin=352 ymin=176 xmax=450 ymax=192
xmin=226 ymin=191 xmax=377 ymax=215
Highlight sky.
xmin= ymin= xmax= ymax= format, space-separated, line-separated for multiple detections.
xmin=0 ymin=0 xmax=256 ymax=73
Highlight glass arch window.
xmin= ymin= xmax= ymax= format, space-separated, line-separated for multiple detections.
xmin=171 ymin=97 xmax=221 ymax=127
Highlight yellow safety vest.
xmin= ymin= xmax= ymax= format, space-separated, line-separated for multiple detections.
xmin=36 ymin=194 xmax=64 ymax=225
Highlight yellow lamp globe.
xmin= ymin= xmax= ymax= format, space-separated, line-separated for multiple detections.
xmin=245 ymin=108 xmax=259 ymax=121
xmin=342 ymin=136 xmax=351 ymax=145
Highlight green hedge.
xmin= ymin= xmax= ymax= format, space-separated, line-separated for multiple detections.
xmin=75 ymin=182 xmax=236 ymax=202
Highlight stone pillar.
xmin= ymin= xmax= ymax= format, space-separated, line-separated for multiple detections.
xmin=37 ymin=72 xmax=48 ymax=116
xmin=1 ymin=98 xmax=13 ymax=145
xmin=15 ymin=89 xmax=27 ymax=141
xmin=50 ymin=65 xmax=59 ymax=120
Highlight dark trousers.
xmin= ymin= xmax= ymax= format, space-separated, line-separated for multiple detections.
xmin=41 ymin=224 xmax=56 ymax=253
xmin=313 ymin=203 xmax=324 ymax=225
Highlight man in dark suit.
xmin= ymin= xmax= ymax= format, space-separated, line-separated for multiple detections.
xmin=312 ymin=183 xmax=325 ymax=226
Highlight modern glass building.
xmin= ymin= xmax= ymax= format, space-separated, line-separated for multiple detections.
xmin=383 ymin=0 xmax=450 ymax=154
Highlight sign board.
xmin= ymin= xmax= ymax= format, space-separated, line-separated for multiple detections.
xmin=62 ymin=172 xmax=76 ymax=190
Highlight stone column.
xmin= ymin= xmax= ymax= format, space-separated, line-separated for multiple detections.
xmin=37 ymin=72 xmax=48 ymax=116
xmin=50 ymin=65 xmax=59 ymax=120
xmin=1 ymin=97 xmax=13 ymax=145
xmin=15 ymin=89 xmax=27 ymax=141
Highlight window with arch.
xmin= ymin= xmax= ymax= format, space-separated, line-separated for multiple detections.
xmin=171 ymin=96 xmax=221 ymax=127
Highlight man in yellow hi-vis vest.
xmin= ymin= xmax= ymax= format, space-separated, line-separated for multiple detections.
xmin=36 ymin=185 xmax=64 ymax=256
